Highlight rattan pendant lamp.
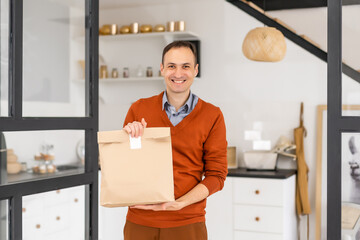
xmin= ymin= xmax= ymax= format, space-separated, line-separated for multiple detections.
xmin=242 ymin=1 xmax=287 ymax=62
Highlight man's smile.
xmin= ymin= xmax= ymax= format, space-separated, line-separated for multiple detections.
xmin=171 ymin=79 xmax=186 ymax=84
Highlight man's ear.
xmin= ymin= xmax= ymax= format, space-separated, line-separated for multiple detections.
xmin=194 ymin=64 xmax=199 ymax=77
xmin=160 ymin=63 xmax=164 ymax=76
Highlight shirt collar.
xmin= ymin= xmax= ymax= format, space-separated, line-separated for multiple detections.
xmin=162 ymin=91 xmax=193 ymax=113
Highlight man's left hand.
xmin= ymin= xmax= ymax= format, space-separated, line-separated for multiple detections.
xmin=130 ymin=183 xmax=209 ymax=212
xmin=130 ymin=201 xmax=185 ymax=211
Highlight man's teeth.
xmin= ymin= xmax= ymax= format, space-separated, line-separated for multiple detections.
xmin=172 ymin=80 xmax=185 ymax=83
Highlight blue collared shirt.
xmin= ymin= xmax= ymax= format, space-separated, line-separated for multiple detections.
xmin=162 ymin=91 xmax=199 ymax=126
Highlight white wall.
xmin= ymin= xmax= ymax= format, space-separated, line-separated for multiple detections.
xmin=98 ymin=0 xmax=360 ymax=239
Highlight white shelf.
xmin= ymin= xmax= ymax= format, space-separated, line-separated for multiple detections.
xmin=74 ymin=77 xmax=163 ymax=83
xmin=98 ymin=31 xmax=199 ymax=41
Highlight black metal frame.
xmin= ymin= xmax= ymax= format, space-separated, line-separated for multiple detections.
xmin=0 ymin=0 xmax=99 ymax=239
xmin=247 ymin=0 xmax=359 ymax=11
xmin=226 ymin=0 xmax=360 ymax=84
xmin=326 ymin=0 xmax=355 ymax=238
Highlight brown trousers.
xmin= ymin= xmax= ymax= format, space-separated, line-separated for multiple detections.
xmin=123 ymin=221 xmax=208 ymax=240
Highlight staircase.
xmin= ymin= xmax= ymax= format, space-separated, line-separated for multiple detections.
xmin=226 ymin=0 xmax=360 ymax=84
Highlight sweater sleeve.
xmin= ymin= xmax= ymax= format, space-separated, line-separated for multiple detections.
xmin=123 ymin=101 xmax=139 ymax=127
xmin=200 ymin=108 xmax=228 ymax=196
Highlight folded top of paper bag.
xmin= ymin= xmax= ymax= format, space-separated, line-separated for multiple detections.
xmin=98 ymin=127 xmax=170 ymax=144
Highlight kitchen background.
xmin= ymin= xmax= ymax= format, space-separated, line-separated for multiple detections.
xmin=0 ymin=0 xmax=359 ymax=239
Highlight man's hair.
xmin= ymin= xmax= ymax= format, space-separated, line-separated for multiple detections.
xmin=162 ymin=41 xmax=197 ymax=65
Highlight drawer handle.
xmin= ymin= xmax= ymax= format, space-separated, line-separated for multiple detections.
xmin=74 ymin=198 xmax=78 ymax=203
xmin=36 ymin=224 xmax=41 ymax=229
xmin=22 ymin=208 xmax=26 ymax=213
xmin=56 ymin=216 xmax=61 ymax=221
xmin=255 ymin=190 xmax=260 ymax=195
xmin=255 ymin=217 xmax=260 ymax=222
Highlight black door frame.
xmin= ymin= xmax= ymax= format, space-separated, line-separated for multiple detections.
xmin=327 ymin=0 xmax=360 ymax=238
xmin=0 ymin=0 xmax=99 ymax=239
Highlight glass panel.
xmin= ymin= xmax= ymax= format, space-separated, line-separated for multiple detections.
xmin=341 ymin=4 xmax=360 ymax=115
xmin=0 ymin=199 xmax=9 ymax=240
xmin=0 ymin=0 xmax=9 ymax=117
xmin=23 ymin=0 xmax=86 ymax=117
xmin=0 ymin=130 xmax=84 ymax=185
xmin=342 ymin=132 xmax=360 ymax=239
xmin=23 ymin=185 xmax=85 ymax=239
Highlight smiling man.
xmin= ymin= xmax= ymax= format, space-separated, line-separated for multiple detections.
xmin=122 ymin=41 xmax=228 ymax=240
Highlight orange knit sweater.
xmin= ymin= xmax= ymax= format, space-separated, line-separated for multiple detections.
xmin=123 ymin=92 xmax=228 ymax=228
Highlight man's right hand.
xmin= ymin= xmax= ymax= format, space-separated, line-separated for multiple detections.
xmin=123 ymin=118 xmax=147 ymax=138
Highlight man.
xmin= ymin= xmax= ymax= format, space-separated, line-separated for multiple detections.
xmin=122 ymin=41 xmax=228 ymax=240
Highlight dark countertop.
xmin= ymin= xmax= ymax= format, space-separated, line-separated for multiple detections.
xmin=6 ymin=165 xmax=84 ymax=184
xmin=227 ymin=168 xmax=296 ymax=179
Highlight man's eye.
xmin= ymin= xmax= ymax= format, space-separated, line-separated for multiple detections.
xmin=183 ymin=65 xmax=190 ymax=69
xmin=168 ymin=65 xmax=175 ymax=69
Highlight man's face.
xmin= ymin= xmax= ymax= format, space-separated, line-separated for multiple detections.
xmin=160 ymin=47 xmax=198 ymax=96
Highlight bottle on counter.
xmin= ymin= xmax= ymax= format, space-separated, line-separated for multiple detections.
xmin=99 ymin=65 xmax=108 ymax=79
xmin=111 ymin=68 xmax=119 ymax=78
xmin=123 ymin=67 xmax=129 ymax=78
xmin=146 ymin=67 xmax=153 ymax=77
xmin=136 ymin=65 xmax=144 ymax=77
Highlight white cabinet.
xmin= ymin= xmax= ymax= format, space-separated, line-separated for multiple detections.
xmin=98 ymin=171 xmax=127 ymax=240
xmin=206 ymin=174 xmax=297 ymax=240
xmin=22 ymin=186 xmax=85 ymax=240
xmin=233 ymin=176 xmax=297 ymax=240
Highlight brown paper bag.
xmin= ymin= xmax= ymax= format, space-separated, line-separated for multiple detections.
xmin=98 ymin=127 xmax=174 ymax=207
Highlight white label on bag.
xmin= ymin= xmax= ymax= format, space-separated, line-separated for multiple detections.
xmin=130 ymin=136 xmax=142 ymax=149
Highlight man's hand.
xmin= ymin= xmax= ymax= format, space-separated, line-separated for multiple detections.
xmin=123 ymin=118 xmax=147 ymax=138
xmin=130 ymin=201 xmax=185 ymax=211
xmin=130 ymin=183 xmax=209 ymax=212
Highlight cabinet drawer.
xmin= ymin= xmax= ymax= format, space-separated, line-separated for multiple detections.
xmin=234 ymin=230 xmax=282 ymax=240
xmin=23 ymin=216 xmax=47 ymax=240
xmin=233 ymin=177 xmax=283 ymax=206
xmin=23 ymin=198 xmax=44 ymax=219
xmin=44 ymin=204 xmax=70 ymax=234
xmin=234 ymin=205 xmax=283 ymax=233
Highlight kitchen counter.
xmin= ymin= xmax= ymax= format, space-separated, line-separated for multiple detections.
xmin=227 ymin=168 xmax=296 ymax=179
xmin=6 ymin=165 xmax=84 ymax=184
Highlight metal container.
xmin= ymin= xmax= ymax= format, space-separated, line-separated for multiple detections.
xmin=119 ymin=25 xmax=131 ymax=34
xmin=140 ymin=24 xmax=153 ymax=33
xmin=110 ymin=24 xmax=118 ymax=35
xmin=166 ymin=21 xmax=175 ymax=32
xmin=154 ymin=24 xmax=165 ymax=32
xmin=130 ymin=22 xmax=139 ymax=34
xmin=175 ymin=21 xmax=186 ymax=32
